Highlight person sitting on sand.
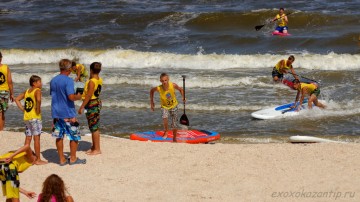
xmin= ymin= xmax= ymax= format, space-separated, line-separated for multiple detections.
xmin=37 ymin=174 xmax=74 ymax=202
xmin=272 ymin=8 xmax=289 ymax=34
xmin=150 ymin=73 xmax=185 ymax=142
xmin=291 ymin=79 xmax=326 ymax=110
xmin=272 ymin=55 xmax=299 ymax=82
xmin=0 ymin=144 xmax=37 ymax=202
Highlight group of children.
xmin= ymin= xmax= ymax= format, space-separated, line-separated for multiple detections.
xmin=0 ymin=51 xmax=102 ymax=201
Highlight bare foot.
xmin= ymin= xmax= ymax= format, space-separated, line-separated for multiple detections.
xmin=85 ymin=147 xmax=95 ymax=154
xmin=162 ymin=131 xmax=168 ymax=139
xmin=35 ymin=159 xmax=48 ymax=165
xmin=86 ymin=150 xmax=102 ymax=155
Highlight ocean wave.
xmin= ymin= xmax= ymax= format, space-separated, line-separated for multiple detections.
xmin=2 ymin=49 xmax=360 ymax=70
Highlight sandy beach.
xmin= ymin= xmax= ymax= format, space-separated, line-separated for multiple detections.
xmin=1 ymin=131 xmax=359 ymax=202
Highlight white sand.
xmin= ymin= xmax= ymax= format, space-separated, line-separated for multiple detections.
xmin=1 ymin=131 xmax=359 ymax=202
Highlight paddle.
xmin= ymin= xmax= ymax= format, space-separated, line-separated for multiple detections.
xmin=286 ymin=72 xmax=319 ymax=83
xmin=179 ymin=75 xmax=189 ymax=126
xmin=255 ymin=12 xmax=292 ymax=31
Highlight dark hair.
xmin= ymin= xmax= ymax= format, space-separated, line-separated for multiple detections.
xmin=90 ymin=62 xmax=101 ymax=74
xmin=29 ymin=75 xmax=41 ymax=86
xmin=160 ymin=73 xmax=168 ymax=79
xmin=0 ymin=51 xmax=2 ymax=58
xmin=71 ymin=61 xmax=76 ymax=67
xmin=280 ymin=8 xmax=284 ymax=11
xmin=293 ymin=79 xmax=300 ymax=84
xmin=288 ymin=55 xmax=295 ymax=61
xmin=39 ymin=174 xmax=68 ymax=202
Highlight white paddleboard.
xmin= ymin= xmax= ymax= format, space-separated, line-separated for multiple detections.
xmin=251 ymin=99 xmax=311 ymax=120
xmin=289 ymin=136 xmax=342 ymax=143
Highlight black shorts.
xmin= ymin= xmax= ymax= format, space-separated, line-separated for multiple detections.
xmin=272 ymin=67 xmax=283 ymax=79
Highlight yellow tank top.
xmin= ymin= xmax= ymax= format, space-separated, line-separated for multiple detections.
xmin=275 ymin=59 xmax=291 ymax=72
xmin=82 ymin=78 xmax=103 ymax=100
xmin=71 ymin=64 xmax=85 ymax=74
xmin=0 ymin=64 xmax=9 ymax=91
xmin=23 ymin=88 xmax=41 ymax=121
xmin=157 ymin=82 xmax=178 ymax=109
xmin=0 ymin=152 xmax=32 ymax=172
xmin=300 ymin=83 xmax=317 ymax=94
xmin=276 ymin=14 xmax=287 ymax=27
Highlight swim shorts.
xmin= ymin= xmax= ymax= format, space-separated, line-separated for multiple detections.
xmin=275 ymin=26 xmax=288 ymax=33
xmin=24 ymin=119 xmax=42 ymax=136
xmin=85 ymin=99 xmax=102 ymax=132
xmin=52 ymin=118 xmax=81 ymax=141
xmin=161 ymin=106 xmax=178 ymax=129
xmin=311 ymin=88 xmax=320 ymax=97
xmin=272 ymin=67 xmax=284 ymax=79
xmin=0 ymin=91 xmax=9 ymax=113
xmin=0 ymin=163 xmax=20 ymax=199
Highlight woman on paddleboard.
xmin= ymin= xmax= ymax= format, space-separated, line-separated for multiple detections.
xmin=272 ymin=8 xmax=289 ymax=34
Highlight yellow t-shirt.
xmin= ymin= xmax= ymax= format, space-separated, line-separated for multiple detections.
xmin=275 ymin=59 xmax=292 ymax=73
xmin=82 ymin=78 xmax=103 ymax=100
xmin=24 ymin=88 xmax=41 ymax=121
xmin=276 ymin=14 xmax=287 ymax=27
xmin=157 ymin=82 xmax=178 ymax=109
xmin=300 ymin=83 xmax=317 ymax=94
xmin=0 ymin=64 xmax=9 ymax=91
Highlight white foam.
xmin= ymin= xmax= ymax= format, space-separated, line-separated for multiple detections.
xmin=2 ymin=49 xmax=359 ymax=71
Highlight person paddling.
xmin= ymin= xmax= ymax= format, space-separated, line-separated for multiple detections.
xmin=272 ymin=8 xmax=289 ymax=34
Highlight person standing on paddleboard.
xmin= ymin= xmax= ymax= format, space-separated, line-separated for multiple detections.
xmin=272 ymin=55 xmax=299 ymax=82
xmin=272 ymin=8 xmax=289 ymax=34
xmin=150 ymin=73 xmax=185 ymax=142
xmin=291 ymin=79 xmax=325 ymax=110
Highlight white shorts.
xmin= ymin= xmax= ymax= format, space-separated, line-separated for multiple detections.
xmin=24 ymin=119 xmax=42 ymax=136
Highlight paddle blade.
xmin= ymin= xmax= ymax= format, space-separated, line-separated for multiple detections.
xmin=255 ymin=24 xmax=265 ymax=31
xmin=180 ymin=113 xmax=189 ymax=126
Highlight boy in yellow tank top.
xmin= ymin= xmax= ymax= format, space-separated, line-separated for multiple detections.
xmin=71 ymin=61 xmax=88 ymax=82
xmin=0 ymin=144 xmax=37 ymax=201
xmin=0 ymin=51 xmax=15 ymax=131
xmin=78 ymin=62 xmax=103 ymax=155
xmin=292 ymin=79 xmax=326 ymax=110
xmin=272 ymin=55 xmax=299 ymax=82
xmin=15 ymin=75 xmax=48 ymax=165
xmin=150 ymin=73 xmax=185 ymax=142
xmin=272 ymin=8 xmax=289 ymax=34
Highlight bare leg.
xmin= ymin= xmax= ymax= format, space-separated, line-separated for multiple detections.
xmin=313 ymin=96 xmax=326 ymax=109
xmin=162 ymin=118 xmax=169 ymax=139
xmin=56 ymin=138 xmax=67 ymax=164
xmin=33 ymin=135 xmax=47 ymax=165
xmin=0 ymin=111 xmax=4 ymax=131
xmin=69 ymin=140 xmax=79 ymax=163
xmin=87 ymin=130 xmax=101 ymax=155
xmin=273 ymin=76 xmax=280 ymax=82
xmin=172 ymin=128 xmax=177 ymax=142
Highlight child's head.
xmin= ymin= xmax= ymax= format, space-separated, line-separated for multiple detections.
xmin=71 ymin=61 xmax=77 ymax=71
xmin=41 ymin=174 xmax=68 ymax=202
xmin=90 ymin=62 xmax=102 ymax=74
xmin=160 ymin=73 xmax=169 ymax=85
xmin=293 ymin=79 xmax=300 ymax=90
xmin=29 ymin=75 xmax=42 ymax=88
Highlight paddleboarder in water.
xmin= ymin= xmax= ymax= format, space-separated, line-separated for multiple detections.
xmin=150 ymin=73 xmax=185 ymax=142
xmin=272 ymin=8 xmax=289 ymax=34
xmin=272 ymin=55 xmax=299 ymax=82
xmin=291 ymin=79 xmax=325 ymax=110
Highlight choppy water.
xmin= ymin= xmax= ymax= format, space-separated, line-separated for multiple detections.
xmin=1 ymin=0 xmax=359 ymax=143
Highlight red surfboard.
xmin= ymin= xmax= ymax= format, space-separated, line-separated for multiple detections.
xmin=272 ymin=31 xmax=291 ymax=36
xmin=130 ymin=129 xmax=220 ymax=144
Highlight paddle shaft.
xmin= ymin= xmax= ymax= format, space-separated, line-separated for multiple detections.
xmin=287 ymin=72 xmax=318 ymax=83
xmin=255 ymin=12 xmax=292 ymax=31
xmin=182 ymin=75 xmax=186 ymax=113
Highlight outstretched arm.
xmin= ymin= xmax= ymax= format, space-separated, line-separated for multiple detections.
xmin=291 ymin=91 xmax=300 ymax=108
xmin=4 ymin=145 xmax=31 ymax=163
xmin=20 ymin=188 xmax=36 ymax=199
xmin=290 ymin=67 xmax=299 ymax=80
